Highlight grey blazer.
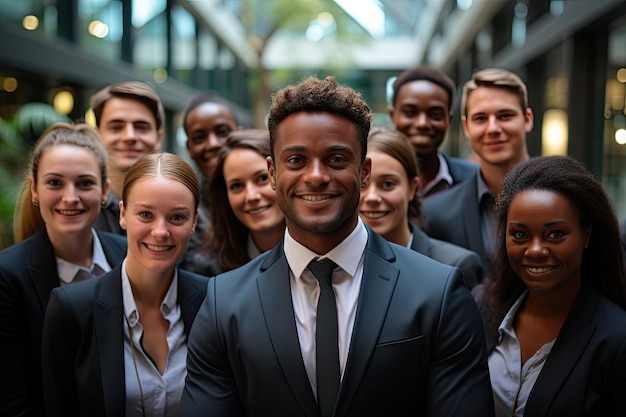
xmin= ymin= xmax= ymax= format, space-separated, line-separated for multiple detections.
xmin=180 ymin=227 xmax=494 ymax=417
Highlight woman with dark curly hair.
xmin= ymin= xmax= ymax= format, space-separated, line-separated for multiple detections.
xmin=479 ymin=155 xmax=626 ymax=417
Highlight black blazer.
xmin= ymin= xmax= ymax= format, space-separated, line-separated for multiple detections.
xmin=41 ymin=263 xmax=208 ymax=417
xmin=409 ymin=222 xmax=483 ymax=288
xmin=181 ymin=228 xmax=494 ymax=417
xmin=484 ymin=281 xmax=626 ymax=416
xmin=421 ymin=172 xmax=490 ymax=271
xmin=0 ymin=227 xmax=126 ymax=417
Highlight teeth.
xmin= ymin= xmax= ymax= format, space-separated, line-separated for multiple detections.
xmin=146 ymin=244 xmax=171 ymax=252
xmin=524 ymin=266 xmax=555 ymax=274
xmin=301 ymin=195 xmax=331 ymax=201
xmin=248 ymin=206 xmax=268 ymax=214
xmin=59 ymin=210 xmax=82 ymax=216
xmin=361 ymin=211 xmax=387 ymax=219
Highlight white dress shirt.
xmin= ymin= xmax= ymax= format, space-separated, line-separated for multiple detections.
xmin=489 ymin=291 xmax=555 ymax=417
xmin=121 ymin=260 xmax=188 ymax=417
xmin=55 ymin=228 xmax=111 ymax=284
xmin=284 ymin=217 xmax=368 ymax=398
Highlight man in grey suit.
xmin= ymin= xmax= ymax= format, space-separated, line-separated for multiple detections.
xmin=421 ymin=68 xmax=533 ymax=274
xmin=180 ymin=76 xmax=494 ymax=417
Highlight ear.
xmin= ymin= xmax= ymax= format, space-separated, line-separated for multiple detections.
xmin=408 ymin=175 xmax=420 ymax=197
xmin=524 ymin=107 xmax=534 ymax=133
xmin=119 ymin=200 xmax=127 ymax=230
xmin=102 ymin=179 xmax=110 ymax=203
xmin=191 ymin=208 xmax=199 ymax=233
xmin=267 ymin=156 xmax=276 ymax=190
xmin=29 ymin=177 xmax=38 ymax=202
xmin=155 ymin=130 xmax=165 ymax=151
xmin=461 ymin=115 xmax=470 ymax=140
xmin=360 ymin=156 xmax=372 ymax=189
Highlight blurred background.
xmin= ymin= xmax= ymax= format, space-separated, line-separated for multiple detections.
xmin=1 ymin=0 xmax=626 ymax=248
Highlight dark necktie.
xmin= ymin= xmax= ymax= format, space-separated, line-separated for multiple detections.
xmin=308 ymin=258 xmax=340 ymax=417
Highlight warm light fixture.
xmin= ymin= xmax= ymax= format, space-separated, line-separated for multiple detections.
xmin=53 ymin=90 xmax=74 ymax=115
xmin=541 ymin=109 xmax=568 ymax=155
xmin=22 ymin=15 xmax=39 ymax=30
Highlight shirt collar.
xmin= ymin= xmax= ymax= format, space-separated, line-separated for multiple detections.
xmin=421 ymin=152 xmax=454 ymax=195
xmin=56 ymin=228 xmax=112 ymax=284
xmin=476 ymin=170 xmax=494 ymax=204
xmin=497 ymin=290 xmax=528 ymax=340
xmin=121 ymin=258 xmax=179 ymax=326
xmin=284 ymin=217 xmax=368 ymax=279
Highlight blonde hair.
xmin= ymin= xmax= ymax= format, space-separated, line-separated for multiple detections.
xmin=122 ymin=153 xmax=200 ymax=211
xmin=460 ymin=68 xmax=528 ymax=117
xmin=13 ymin=123 xmax=107 ymax=242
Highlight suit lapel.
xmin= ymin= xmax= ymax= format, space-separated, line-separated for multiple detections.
xmin=459 ymin=176 xmax=487 ymax=265
xmin=28 ymin=227 xmax=61 ymax=311
xmin=524 ymin=283 xmax=598 ymax=417
xmin=92 ymin=266 xmax=126 ymax=417
xmin=177 ymin=270 xmax=207 ymax=337
xmin=256 ymin=243 xmax=319 ymax=416
xmin=335 ymin=231 xmax=399 ymax=416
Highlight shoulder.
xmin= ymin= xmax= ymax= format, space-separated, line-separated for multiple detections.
xmin=97 ymin=230 xmax=127 ymax=247
xmin=0 ymin=237 xmax=32 ymax=266
xmin=179 ymin=269 xmax=210 ymax=293
xmin=427 ymin=236 xmax=482 ymax=264
xmin=442 ymin=154 xmax=479 ymax=182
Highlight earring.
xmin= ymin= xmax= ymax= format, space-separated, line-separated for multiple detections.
xmin=32 ymin=199 xmax=39 ymax=206
xmin=101 ymin=200 xmax=107 ymax=207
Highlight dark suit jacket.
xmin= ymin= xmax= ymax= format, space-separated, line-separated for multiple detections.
xmin=444 ymin=154 xmax=479 ymax=186
xmin=41 ymin=264 xmax=208 ymax=417
xmin=181 ymin=228 xmax=494 ymax=417
xmin=0 ymin=227 xmax=126 ymax=417
xmin=421 ymin=172 xmax=490 ymax=272
xmin=483 ymin=281 xmax=626 ymax=416
xmin=409 ymin=222 xmax=483 ymax=288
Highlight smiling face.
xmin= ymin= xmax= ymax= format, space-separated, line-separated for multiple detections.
xmin=185 ymin=102 xmax=238 ymax=181
xmin=462 ymin=86 xmax=532 ymax=169
xmin=98 ymin=97 xmax=163 ymax=174
xmin=389 ymin=80 xmax=450 ymax=160
xmin=223 ymin=148 xmax=284 ymax=236
xmin=506 ymin=189 xmax=591 ymax=294
xmin=359 ymin=149 xmax=418 ymax=246
xmin=268 ymin=111 xmax=371 ymax=253
xmin=31 ymin=144 xmax=108 ymax=243
xmin=120 ymin=175 xmax=198 ymax=276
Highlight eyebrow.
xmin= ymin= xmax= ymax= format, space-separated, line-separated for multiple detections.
xmin=508 ymin=220 xmax=567 ymax=228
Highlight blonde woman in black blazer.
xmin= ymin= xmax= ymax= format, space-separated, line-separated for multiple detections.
xmin=42 ymin=153 xmax=208 ymax=417
xmin=0 ymin=123 xmax=127 ymax=417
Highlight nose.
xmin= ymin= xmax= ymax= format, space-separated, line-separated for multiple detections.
xmin=122 ymin=123 xmax=136 ymax=141
xmin=151 ymin=217 xmax=170 ymax=239
xmin=525 ymin=237 xmax=548 ymax=257
xmin=361 ymin=184 xmax=381 ymax=205
xmin=414 ymin=112 xmax=429 ymax=128
xmin=303 ymin=159 xmax=331 ymax=186
xmin=245 ymin=183 xmax=262 ymax=203
xmin=62 ymin=185 xmax=80 ymax=204
xmin=205 ymin=133 xmax=226 ymax=152
xmin=486 ymin=115 xmax=502 ymax=133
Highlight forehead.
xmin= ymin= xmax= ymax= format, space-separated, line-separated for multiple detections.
xmin=466 ymin=86 xmax=522 ymax=113
xmin=188 ymin=102 xmax=236 ymax=123
xmin=274 ymin=111 xmax=360 ymax=152
xmin=396 ymin=80 xmax=449 ymax=105
xmin=101 ymin=97 xmax=156 ymax=123
xmin=508 ymin=189 xmax=579 ymax=222
xmin=127 ymin=176 xmax=193 ymax=203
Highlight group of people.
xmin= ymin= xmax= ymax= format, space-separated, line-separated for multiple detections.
xmin=0 ymin=64 xmax=625 ymax=417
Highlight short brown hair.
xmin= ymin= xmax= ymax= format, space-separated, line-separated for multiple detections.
xmin=460 ymin=68 xmax=528 ymax=117
xmin=91 ymin=81 xmax=165 ymax=130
